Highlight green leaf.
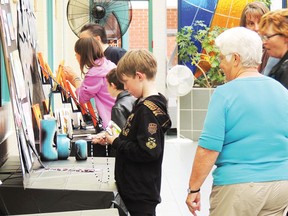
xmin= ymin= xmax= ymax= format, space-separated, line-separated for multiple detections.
xmin=177 ymin=21 xmax=227 ymax=87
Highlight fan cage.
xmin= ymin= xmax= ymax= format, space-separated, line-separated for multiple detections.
xmin=66 ymin=0 xmax=132 ymax=42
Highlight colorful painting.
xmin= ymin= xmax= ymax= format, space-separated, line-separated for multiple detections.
xmin=212 ymin=0 xmax=254 ymax=28
xmin=179 ymin=0 xmax=255 ymax=30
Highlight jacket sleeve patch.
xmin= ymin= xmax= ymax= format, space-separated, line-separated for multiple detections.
xmin=146 ymin=137 xmax=157 ymax=149
xmin=148 ymin=123 xmax=157 ymax=135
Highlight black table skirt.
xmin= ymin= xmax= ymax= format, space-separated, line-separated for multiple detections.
xmin=0 ymin=156 xmax=116 ymax=215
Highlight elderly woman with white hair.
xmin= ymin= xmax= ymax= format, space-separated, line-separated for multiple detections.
xmin=185 ymin=27 xmax=288 ymax=216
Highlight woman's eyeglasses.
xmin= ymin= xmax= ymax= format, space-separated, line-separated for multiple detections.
xmin=260 ymin=33 xmax=283 ymax=41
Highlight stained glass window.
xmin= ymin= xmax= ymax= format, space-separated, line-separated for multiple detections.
xmin=179 ymin=0 xmax=218 ymax=28
xmin=179 ymin=0 xmax=255 ymax=29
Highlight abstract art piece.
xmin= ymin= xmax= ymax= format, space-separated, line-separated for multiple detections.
xmin=179 ymin=0 xmax=218 ymax=28
xmin=179 ymin=0 xmax=255 ymax=30
xmin=212 ymin=0 xmax=254 ymax=28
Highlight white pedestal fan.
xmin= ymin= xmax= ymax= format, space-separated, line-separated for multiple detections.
xmin=166 ymin=65 xmax=194 ymax=144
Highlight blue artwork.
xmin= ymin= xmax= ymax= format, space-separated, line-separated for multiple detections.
xmin=178 ymin=0 xmax=219 ymax=72
xmin=178 ymin=0 xmax=218 ymax=29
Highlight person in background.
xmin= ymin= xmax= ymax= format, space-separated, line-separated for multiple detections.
xmin=240 ymin=1 xmax=279 ymax=73
xmin=91 ymin=68 xmax=136 ymax=157
xmin=98 ymin=49 xmax=171 ymax=216
xmin=106 ymin=68 xmax=136 ymax=129
xmin=259 ymin=8 xmax=288 ymax=89
xmin=64 ymin=37 xmax=116 ymax=129
xmin=186 ymin=27 xmax=288 ymax=216
xmin=79 ymin=23 xmax=126 ymax=65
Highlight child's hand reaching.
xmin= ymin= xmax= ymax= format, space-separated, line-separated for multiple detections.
xmin=91 ymin=132 xmax=107 ymax=145
xmin=63 ymin=66 xmax=81 ymax=88
xmin=105 ymin=127 xmax=119 ymax=145
xmin=91 ymin=121 xmax=121 ymax=146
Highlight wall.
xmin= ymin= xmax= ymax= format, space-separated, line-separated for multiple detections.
xmin=129 ymin=8 xmax=177 ymax=57
xmin=129 ymin=9 xmax=149 ymax=49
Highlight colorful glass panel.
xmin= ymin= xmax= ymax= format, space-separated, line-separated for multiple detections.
xmin=211 ymin=0 xmax=254 ymax=28
xmin=178 ymin=0 xmax=257 ymax=29
xmin=178 ymin=0 xmax=218 ymax=29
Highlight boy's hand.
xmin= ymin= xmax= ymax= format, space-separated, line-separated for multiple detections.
xmin=91 ymin=132 xmax=107 ymax=145
xmin=105 ymin=128 xmax=119 ymax=144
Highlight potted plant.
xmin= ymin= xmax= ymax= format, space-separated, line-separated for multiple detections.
xmin=177 ymin=20 xmax=226 ymax=88
xmin=176 ymin=21 xmax=226 ymax=140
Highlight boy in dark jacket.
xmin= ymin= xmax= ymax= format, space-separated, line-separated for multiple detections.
xmin=103 ymin=49 xmax=171 ymax=216
xmin=91 ymin=68 xmax=136 ymax=157
xmin=105 ymin=68 xmax=136 ymax=129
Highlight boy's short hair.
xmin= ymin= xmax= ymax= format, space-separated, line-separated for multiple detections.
xmin=116 ymin=49 xmax=157 ymax=82
xmin=106 ymin=68 xmax=124 ymax=90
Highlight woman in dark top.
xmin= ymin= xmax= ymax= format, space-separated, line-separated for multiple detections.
xmin=259 ymin=8 xmax=288 ymax=89
xmin=240 ymin=1 xmax=270 ymax=73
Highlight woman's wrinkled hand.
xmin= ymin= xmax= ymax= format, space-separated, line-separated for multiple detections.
xmin=186 ymin=192 xmax=201 ymax=216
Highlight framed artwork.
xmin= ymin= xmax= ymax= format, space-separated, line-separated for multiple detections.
xmin=32 ymin=103 xmax=42 ymax=130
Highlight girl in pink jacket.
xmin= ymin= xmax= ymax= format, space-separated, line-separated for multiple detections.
xmin=64 ymin=37 xmax=116 ymax=128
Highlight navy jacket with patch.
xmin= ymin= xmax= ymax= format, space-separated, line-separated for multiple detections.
xmin=112 ymin=93 xmax=171 ymax=214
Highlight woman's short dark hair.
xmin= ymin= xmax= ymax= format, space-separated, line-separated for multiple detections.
xmin=80 ymin=23 xmax=108 ymax=44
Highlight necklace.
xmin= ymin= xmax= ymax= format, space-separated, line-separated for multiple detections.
xmin=90 ymin=144 xmax=111 ymax=183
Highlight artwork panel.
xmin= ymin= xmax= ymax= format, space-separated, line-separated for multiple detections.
xmin=10 ymin=83 xmax=33 ymax=173
xmin=179 ymin=1 xmax=198 ymax=27
xmin=227 ymin=17 xmax=242 ymax=28
xmin=182 ymin=0 xmax=217 ymax=11
xmin=211 ymin=14 xmax=230 ymax=28
xmin=212 ymin=0 xmax=254 ymax=28
xmin=6 ymin=12 xmax=15 ymax=40
xmin=22 ymin=100 xmax=36 ymax=148
xmin=195 ymin=9 xmax=214 ymax=25
xmin=10 ymin=50 xmax=26 ymax=100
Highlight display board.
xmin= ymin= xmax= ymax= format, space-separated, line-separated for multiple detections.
xmin=0 ymin=0 xmax=43 ymax=175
